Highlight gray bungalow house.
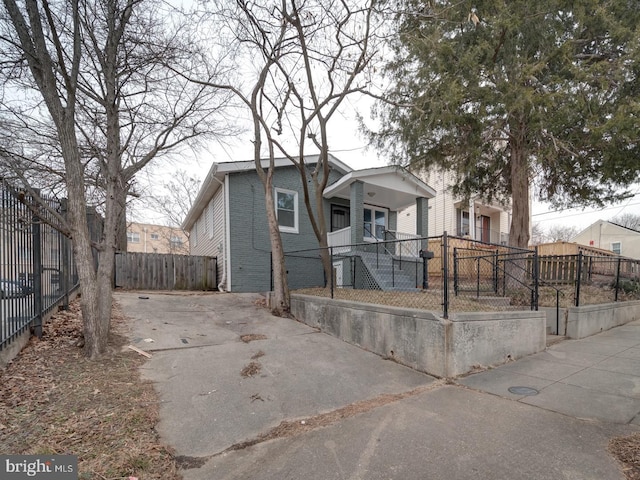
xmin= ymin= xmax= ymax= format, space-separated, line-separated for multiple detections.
xmin=183 ymin=155 xmax=436 ymax=292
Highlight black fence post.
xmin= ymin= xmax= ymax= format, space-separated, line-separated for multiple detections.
xmin=476 ymin=258 xmax=480 ymax=298
xmin=330 ymin=247 xmax=334 ymax=299
xmin=575 ymin=251 xmax=583 ymax=307
xmin=60 ymin=198 xmax=70 ymax=309
xmin=615 ymin=256 xmax=622 ymax=302
xmin=270 ymin=252 xmax=273 ymax=292
xmin=533 ymin=246 xmax=539 ymax=311
xmin=453 ymin=247 xmax=458 ymax=296
xmin=443 ymin=231 xmax=449 ymax=319
xmin=32 ymin=205 xmax=43 ymax=339
xmin=493 ymin=249 xmax=499 ymax=294
xmin=422 ymin=255 xmax=428 ymax=290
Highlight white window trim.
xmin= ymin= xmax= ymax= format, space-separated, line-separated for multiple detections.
xmin=611 ymin=241 xmax=622 ymax=255
xmin=363 ymin=205 xmax=387 ymax=242
xmin=275 ymin=187 xmax=299 ymax=234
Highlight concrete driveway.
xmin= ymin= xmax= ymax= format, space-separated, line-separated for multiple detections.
xmin=116 ymin=291 xmax=638 ymax=480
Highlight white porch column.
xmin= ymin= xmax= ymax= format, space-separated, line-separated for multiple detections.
xmin=468 ymin=200 xmax=475 ymax=239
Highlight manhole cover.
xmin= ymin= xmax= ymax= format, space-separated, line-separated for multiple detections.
xmin=508 ymin=386 xmax=539 ymax=396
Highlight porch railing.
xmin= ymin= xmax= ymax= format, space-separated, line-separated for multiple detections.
xmin=327 ymin=226 xmax=351 ymax=254
xmin=385 ymin=230 xmax=421 ymax=258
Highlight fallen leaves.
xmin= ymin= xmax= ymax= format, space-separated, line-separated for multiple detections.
xmin=0 ymin=299 xmax=180 ymax=479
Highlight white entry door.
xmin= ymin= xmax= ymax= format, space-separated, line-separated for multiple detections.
xmin=333 ymin=262 xmax=343 ymax=288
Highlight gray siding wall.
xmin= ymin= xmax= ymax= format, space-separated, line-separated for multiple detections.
xmin=189 ymin=186 xmax=225 ymax=287
xmin=228 ymin=165 xmax=344 ymax=293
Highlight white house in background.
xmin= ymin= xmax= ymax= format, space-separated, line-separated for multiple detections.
xmin=397 ymin=169 xmax=512 ymax=244
xmin=572 ymin=220 xmax=640 ymax=259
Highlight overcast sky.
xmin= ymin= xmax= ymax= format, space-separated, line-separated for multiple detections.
xmin=137 ymin=94 xmax=639 ymax=235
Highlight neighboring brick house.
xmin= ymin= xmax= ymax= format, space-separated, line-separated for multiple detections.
xmin=126 ymin=222 xmax=189 ymax=255
xmin=572 ymin=220 xmax=640 ymax=259
xmin=182 ymin=155 xmax=436 ymax=293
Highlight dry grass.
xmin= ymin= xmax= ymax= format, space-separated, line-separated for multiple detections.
xmin=0 ymin=299 xmax=180 ymax=480
xmin=295 ymin=283 xmax=639 ymax=313
xmin=610 ymin=432 xmax=640 ymax=480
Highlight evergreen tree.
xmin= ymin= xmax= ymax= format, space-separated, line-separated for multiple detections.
xmin=373 ymin=1 xmax=640 ymax=248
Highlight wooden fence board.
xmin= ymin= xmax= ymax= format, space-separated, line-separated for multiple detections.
xmin=115 ymin=252 xmax=217 ymax=290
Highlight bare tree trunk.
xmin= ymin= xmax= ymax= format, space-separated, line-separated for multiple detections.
xmin=264 ymin=175 xmax=290 ymax=315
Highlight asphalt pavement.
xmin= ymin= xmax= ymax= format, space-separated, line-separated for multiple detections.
xmin=116 ymin=291 xmax=640 ymax=480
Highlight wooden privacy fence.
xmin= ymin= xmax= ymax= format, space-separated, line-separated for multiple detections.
xmin=115 ymin=252 xmax=217 ymax=290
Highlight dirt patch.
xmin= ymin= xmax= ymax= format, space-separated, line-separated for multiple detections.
xmin=240 ymin=361 xmax=262 ymax=377
xmin=251 ymin=350 xmax=265 ymax=359
xmin=228 ymin=382 xmax=442 ymax=452
xmin=240 ymin=334 xmax=267 ymax=343
xmin=0 ymin=300 xmax=180 ymax=480
xmin=610 ymin=432 xmax=640 ymax=480
xmin=175 ymin=455 xmax=208 ymax=470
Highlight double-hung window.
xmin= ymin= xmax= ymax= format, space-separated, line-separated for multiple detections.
xmin=275 ymin=188 xmax=298 ymax=234
xmin=127 ymin=231 xmax=140 ymax=243
xmin=611 ymin=242 xmax=622 ymax=255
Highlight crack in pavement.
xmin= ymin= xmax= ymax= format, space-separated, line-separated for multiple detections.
xmin=174 ymin=380 xmax=445 ymax=471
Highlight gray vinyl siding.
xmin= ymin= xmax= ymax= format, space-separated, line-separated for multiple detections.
xmin=190 ymin=188 xmax=225 ymax=288
xmin=228 ymin=165 xmax=343 ymax=293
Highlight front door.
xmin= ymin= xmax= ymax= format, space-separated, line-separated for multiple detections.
xmin=480 ymin=215 xmax=491 ymax=243
xmin=331 ymin=205 xmax=351 ymax=232
xmin=364 ymin=207 xmax=386 ymax=240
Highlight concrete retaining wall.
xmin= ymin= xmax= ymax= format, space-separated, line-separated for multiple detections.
xmin=566 ymin=300 xmax=640 ymax=339
xmin=540 ymin=307 xmax=568 ymax=336
xmin=288 ymin=294 xmax=546 ymax=378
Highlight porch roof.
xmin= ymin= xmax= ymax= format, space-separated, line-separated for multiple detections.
xmin=323 ymin=165 xmax=436 ymax=211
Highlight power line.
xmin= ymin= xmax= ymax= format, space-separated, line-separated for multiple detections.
xmin=532 ymin=201 xmax=640 ymax=222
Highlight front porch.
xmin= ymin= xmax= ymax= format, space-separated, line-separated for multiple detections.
xmin=322 ymin=166 xmax=436 ymax=292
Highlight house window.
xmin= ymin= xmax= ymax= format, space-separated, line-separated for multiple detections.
xmin=150 ymin=233 xmax=159 ymax=240
xmin=611 ymin=242 xmax=622 ymax=255
xmin=170 ymin=236 xmax=183 ymax=247
xmin=456 ymin=209 xmax=470 ymax=236
xmin=127 ymin=231 xmax=140 ymax=243
xmin=364 ymin=206 xmax=386 ymax=240
xmin=275 ymin=188 xmax=298 ymax=233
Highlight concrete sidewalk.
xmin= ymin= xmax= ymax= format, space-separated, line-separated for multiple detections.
xmin=116 ymin=291 xmax=639 ymax=480
xmin=460 ymin=320 xmax=640 ymax=424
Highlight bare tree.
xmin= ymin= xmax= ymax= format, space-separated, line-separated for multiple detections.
xmin=530 ymin=222 xmax=546 ymax=245
xmin=610 ymin=213 xmax=640 ymax=231
xmin=0 ymin=0 xmax=229 ymax=358
xmin=547 ymin=225 xmax=579 ymax=242
xmin=180 ymin=0 xmax=382 ymax=313
xmin=267 ymin=1 xmax=381 ymax=281
xmin=142 ymin=169 xmax=201 ymax=237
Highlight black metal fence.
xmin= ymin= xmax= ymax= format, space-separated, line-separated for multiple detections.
xmin=281 ymin=232 xmax=640 ymax=321
xmin=1 ymin=180 xmax=80 ymax=351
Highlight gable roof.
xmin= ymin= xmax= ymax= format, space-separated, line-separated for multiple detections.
xmin=182 ymin=154 xmax=352 ymax=230
xmin=323 ymin=165 xmax=437 ymax=211
xmin=572 ymin=219 xmax=640 ymax=241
